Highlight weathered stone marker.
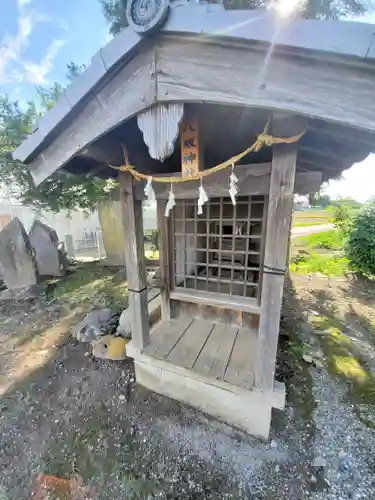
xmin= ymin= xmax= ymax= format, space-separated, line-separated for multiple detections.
xmin=29 ymin=220 xmax=66 ymax=277
xmin=64 ymin=234 xmax=74 ymax=259
xmin=0 ymin=217 xmax=38 ymax=289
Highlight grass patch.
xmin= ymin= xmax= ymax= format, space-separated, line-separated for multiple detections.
xmin=290 ymin=252 xmax=349 ymax=276
xmin=310 ymin=314 xmax=343 ymax=333
xmin=312 ymin=313 xmax=375 ymax=428
xmin=296 ymin=229 xmax=344 ymax=251
xmin=292 ymin=209 xmax=331 ymax=227
xmin=46 ymin=264 xmax=128 ymax=310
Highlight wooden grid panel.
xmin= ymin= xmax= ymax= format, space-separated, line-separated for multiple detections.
xmin=172 ymin=196 xmax=265 ymax=299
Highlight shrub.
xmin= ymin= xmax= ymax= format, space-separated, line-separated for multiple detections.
xmin=346 ymin=201 xmax=375 ymax=276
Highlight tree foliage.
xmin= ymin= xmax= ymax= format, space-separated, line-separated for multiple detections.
xmin=67 ymin=62 xmax=87 ymax=82
xmin=310 ymin=192 xmax=332 ymax=208
xmin=345 ymin=200 xmax=375 ymax=276
xmin=0 ymin=88 xmax=109 ymax=214
xmin=224 ymin=0 xmax=369 ymax=18
xmin=332 ymin=199 xmax=351 ymax=231
xmin=100 ymin=0 xmax=128 ymax=36
xmin=99 ymin=0 xmax=372 ymax=36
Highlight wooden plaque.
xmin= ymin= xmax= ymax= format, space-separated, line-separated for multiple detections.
xmin=180 ymin=118 xmax=200 ymax=177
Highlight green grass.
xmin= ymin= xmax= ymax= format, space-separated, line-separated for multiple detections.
xmin=46 ymin=264 xmax=128 ymax=310
xmin=311 ymin=314 xmax=375 ymax=428
xmin=292 ymin=209 xmax=331 ymax=228
xmin=296 ymin=229 xmax=345 ymax=250
xmin=290 ymin=252 xmax=349 ymax=276
xmin=292 ymin=221 xmax=330 ymax=228
xmin=291 ymin=229 xmax=349 ymax=276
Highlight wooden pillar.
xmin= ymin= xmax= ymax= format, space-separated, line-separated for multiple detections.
xmin=254 ymin=115 xmax=304 ymax=390
xmin=157 ymin=199 xmax=171 ymax=320
xmin=119 ymin=171 xmax=149 ymax=349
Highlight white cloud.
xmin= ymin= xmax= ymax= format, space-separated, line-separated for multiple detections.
xmin=17 ymin=0 xmax=33 ymax=7
xmin=0 ymin=1 xmax=64 ymax=86
xmin=0 ymin=15 xmax=33 ymax=83
xmin=22 ymin=39 xmax=66 ymax=85
xmin=325 ymin=154 xmax=375 ymax=203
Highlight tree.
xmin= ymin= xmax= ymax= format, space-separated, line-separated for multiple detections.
xmin=332 ymin=199 xmax=351 ymax=232
xmin=100 ymin=0 xmax=128 ymax=36
xmin=66 ymin=62 xmax=86 ymax=82
xmin=99 ymin=0 xmax=372 ymax=37
xmin=222 ymin=0 xmax=369 ymax=19
xmin=309 ymin=192 xmax=332 ymax=208
xmin=0 ymin=92 xmax=110 ymax=213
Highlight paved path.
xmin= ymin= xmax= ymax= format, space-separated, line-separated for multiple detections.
xmin=291 ymin=223 xmax=333 ymax=237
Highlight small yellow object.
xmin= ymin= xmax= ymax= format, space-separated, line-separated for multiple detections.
xmin=92 ymin=335 xmax=129 ymax=360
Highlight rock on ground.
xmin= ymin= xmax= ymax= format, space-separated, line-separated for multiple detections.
xmin=0 ymin=217 xmax=38 ymax=290
xmin=29 ymin=220 xmax=66 ymax=277
xmin=71 ymin=308 xmax=120 ymax=342
xmin=116 ymin=308 xmax=131 ymax=338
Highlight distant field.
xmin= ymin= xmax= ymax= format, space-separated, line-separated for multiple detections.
xmin=292 ymin=210 xmax=331 ymax=227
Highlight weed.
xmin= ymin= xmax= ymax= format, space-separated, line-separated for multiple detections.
xmin=296 ymin=229 xmax=344 ymax=251
xmin=46 ymin=264 xmax=128 ymax=310
xmin=290 ymin=252 xmax=349 ymax=276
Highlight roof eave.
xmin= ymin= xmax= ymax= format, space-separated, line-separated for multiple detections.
xmin=13 ymin=3 xmax=375 ymax=165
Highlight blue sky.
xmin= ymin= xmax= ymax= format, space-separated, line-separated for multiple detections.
xmin=0 ymin=0 xmax=109 ymax=100
xmin=1 ymin=1 xmax=375 ymax=201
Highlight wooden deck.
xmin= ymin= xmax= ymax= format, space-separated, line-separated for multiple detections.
xmin=127 ymin=317 xmax=285 ymax=440
xmin=142 ymin=318 xmax=258 ymax=390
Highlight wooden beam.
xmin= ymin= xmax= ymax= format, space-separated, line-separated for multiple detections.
xmin=157 ymin=199 xmax=171 ymax=320
xmin=128 ymin=289 xmax=150 ymax=349
xmin=80 ymin=137 xmax=124 ymax=165
xmin=293 ymin=171 xmax=322 ymax=194
xmin=29 ymin=47 xmax=157 ymax=186
xmin=25 ymin=36 xmax=375 ymax=186
xmin=119 ymin=171 xmax=149 ymax=349
xmin=134 ymin=167 xmax=322 ymax=199
xmin=254 ymin=115 xmax=303 ymax=391
xmin=170 ymin=289 xmax=260 ymax=315
xmin=156 ymin=38 xmax=375 ymax=133
xmin=308 ymin=122 xmax=375 ymax=149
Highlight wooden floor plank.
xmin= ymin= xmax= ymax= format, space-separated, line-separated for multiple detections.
xmin=224 ymin=327 xmax=257 ymax=389
xmin=192 ymin=324 xmax=238 ymax=380
xmin=166 ymin=319 xmax=215 ymax=370
xmin=143 ymin=317 xmax=193 ymax=360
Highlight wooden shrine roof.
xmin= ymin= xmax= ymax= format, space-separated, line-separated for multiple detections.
xmin=13 ymin=2 xmax=375 ymax=186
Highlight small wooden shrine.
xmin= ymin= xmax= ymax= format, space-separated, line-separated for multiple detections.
xmin=15 ymin=3 xmax=375 ymax=439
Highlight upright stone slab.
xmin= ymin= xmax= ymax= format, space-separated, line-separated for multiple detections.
xmin=64 ymin=234 xmax=75 ymax=259
xmin=0 ymin=217 xmax=38 ymax=290
xmin=29 ymin=220 xmax=66 ymax=277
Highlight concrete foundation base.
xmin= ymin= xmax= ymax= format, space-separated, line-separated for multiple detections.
xmin=127 ymin=343 xmax=285 ymax=441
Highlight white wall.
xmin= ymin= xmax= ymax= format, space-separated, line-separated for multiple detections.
xmin=0 ymin=198 xmax=101 ymax=249
xmin=0 ymin=197 xmax=157 ymax=252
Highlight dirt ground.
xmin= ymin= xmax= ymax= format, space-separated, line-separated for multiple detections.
xmin=0 ymin=264 xmax=375 ymax=499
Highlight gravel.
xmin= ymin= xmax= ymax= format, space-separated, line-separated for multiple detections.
xmin=311 ymin=370 xmax=375 ymax=500
xmin=1 ymin=273 xmax=375 ymax=499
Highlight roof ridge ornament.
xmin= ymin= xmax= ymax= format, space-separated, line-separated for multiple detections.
xmin=126 ymin=0 xmax=170 ymax=35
